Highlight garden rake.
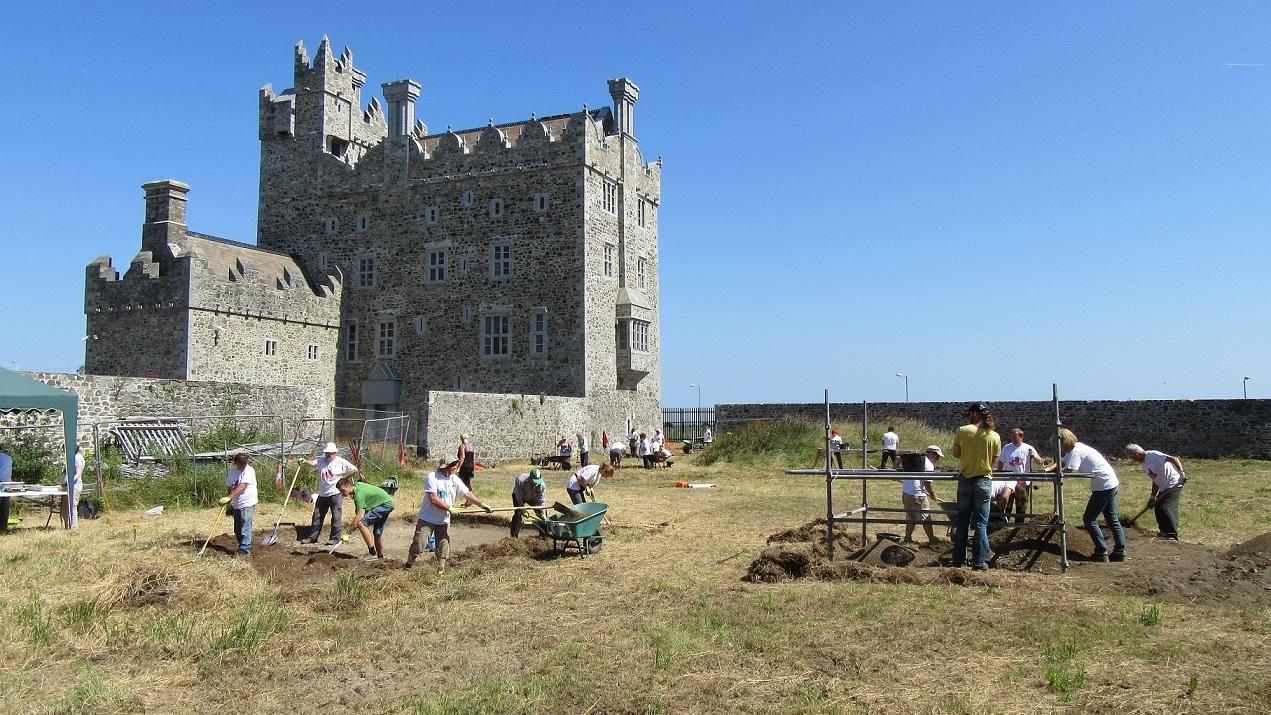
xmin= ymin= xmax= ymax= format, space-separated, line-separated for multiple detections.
xmin=262 ymin=462 xmax=305 ymax=547
xmin=197 ymin=498 xmax=232 ymax=558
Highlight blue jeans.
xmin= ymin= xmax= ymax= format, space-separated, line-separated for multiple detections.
xmin=952 ymin=476 xmax=991 ymax=567
xmin=1083 ymin=487 xmax=1126 ymax=556
xmin=232 ymin=505 xmax=255 ymax=555
xmin=361 ymin=503 xmax=394 ymax=536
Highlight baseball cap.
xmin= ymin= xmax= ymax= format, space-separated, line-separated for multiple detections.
xmin=530 ymin=468 xmax=543 ymax=485
xmin=925 ymin=445 xmax=944 ymax=458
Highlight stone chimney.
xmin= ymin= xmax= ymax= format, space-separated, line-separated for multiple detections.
xmin=141 ymin=179 xmax=190 ymax=257
xmin=382 ymin=79 xmax=421 ymax=138
xmin=607 ymin=77 xmax=640 ymax=138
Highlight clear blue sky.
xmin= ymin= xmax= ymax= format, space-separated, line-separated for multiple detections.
xmin=1 ymin=2 xmax=1267 ymax=406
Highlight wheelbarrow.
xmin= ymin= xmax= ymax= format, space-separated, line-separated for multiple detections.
xmin=531 ymin=502 xmax=609 ymax=557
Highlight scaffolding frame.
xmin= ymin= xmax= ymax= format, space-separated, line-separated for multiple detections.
xmin=785 ymin=384 xmax=1083 ymax=571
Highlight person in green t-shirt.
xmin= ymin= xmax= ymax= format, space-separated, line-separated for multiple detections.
xmin=950 ymin=403 xmax=1002 ymax=570
xmin=336 ymin=477 xmax=395 ymax=560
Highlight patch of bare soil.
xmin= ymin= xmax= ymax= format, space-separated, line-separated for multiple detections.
xmin=748 ymin=518 xmax=1271 ymax=606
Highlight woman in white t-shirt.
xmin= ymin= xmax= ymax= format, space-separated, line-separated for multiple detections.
xmin=1054 ymin=429 xmax=1126 ymax=562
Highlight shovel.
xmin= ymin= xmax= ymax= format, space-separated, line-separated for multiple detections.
xmin=1124 ymin=501 xmax=1153 ymax=529
xmin=197 ymin=499 xmax=232 ymax=558
xmin=585 ymin=488 xmax=613 ymax=527
xmin=326 ymin=533 xmax=350 ymax=554
xmin=455 ymin=505 xmax=553 ymax=514
xmin=262 ymin=462 xmax=305 ymax=547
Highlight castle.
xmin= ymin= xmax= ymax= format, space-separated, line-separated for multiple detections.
xmin=85 ymin=37 xmax=662 ymax=458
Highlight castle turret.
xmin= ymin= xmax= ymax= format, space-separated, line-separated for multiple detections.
xmin=141 ymin=179 xmax=190 ymax=259
xmin=607 ymin=78 xmax=640 ymax=138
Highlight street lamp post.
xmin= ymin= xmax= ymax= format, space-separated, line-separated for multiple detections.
xmin=895 ymin=373 xmax=908 ymax=403
xmin=688 ymin=383 xmax=701 ymax=411
xmin=1244 ymin=376 xmax=1251 ymax=399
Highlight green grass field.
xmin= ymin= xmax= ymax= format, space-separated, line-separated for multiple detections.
xmin=1 ymin=430 xmax=1268 ymax=714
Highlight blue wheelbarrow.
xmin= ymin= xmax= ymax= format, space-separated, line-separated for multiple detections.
xmin=532 ymin=502 xmax=608 ymax=557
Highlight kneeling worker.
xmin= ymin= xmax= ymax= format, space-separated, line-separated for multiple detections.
xmin=336 ymin=476 xmax=394 ymax=561
xmin=567 ymin=463 xmax=614 ymax=504
xmin=511 ymin=468 xmax=548 ymax=537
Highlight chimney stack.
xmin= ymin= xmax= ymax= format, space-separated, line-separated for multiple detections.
xmin=382 ymin=79 xmax=421 ymax=138
xmin=607 ymin=78 xmax=640 ymax=138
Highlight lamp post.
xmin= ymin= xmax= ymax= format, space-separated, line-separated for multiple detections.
xmin=1244 ymin=376 xmax=1251 ymax=399
xmin=688 ymin=383 xmax=701 ymax=411
xmin=895 ymin=373 xmax=908 ymax=403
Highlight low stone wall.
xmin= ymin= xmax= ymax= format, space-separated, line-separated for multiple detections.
xmin=11 ymin=372 xmax=334 ymax=446
xmin=418 ymin=390 xmax=661 ymax=464
xmin=716 ymin=399 xmax=1271 ymax=459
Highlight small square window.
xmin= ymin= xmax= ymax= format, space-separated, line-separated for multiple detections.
xmin=603 ymin=243 xmax=615 ymax=279
xmin=424 ymin=206 xmax=439 ymax=224
xmin=489 ymin=199 xmax=504 ymax=218
xmin=533 ymin=193 xmax=549 ymax=213
xmin=481 ymin=314 xmax=510 ymax=357
xmin=426 ymin=250 xmax=447 ymax=283
xmin=324 ymin=217 xmax=338 ymax=234
xmin=357 ymin=256 xmax=376 ymax=289
xmin=462 ymin=190 xmax=474 ymax=207
xmin=377 ymin=319 xmax=396 ymax=358
xmin=490 ymin=242 xmax=512 ymax=279
xmin=356 ymin=215 xmax=369 ymax=232
xmin=264 ymin=339 xmax=278 ymax=357
xmin=307 ymin=344 xmax=319 ymax=360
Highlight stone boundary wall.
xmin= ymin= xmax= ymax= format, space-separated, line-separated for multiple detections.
xmin=9 ymin=372 xmax=334 ymax=447
xmin=418 ymin=390 xmax=660 ymax=465
xmin=715 ymin=399 xmax=1271 ymax=459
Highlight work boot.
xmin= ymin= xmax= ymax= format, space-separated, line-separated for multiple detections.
xmin=1091 ymin=551 xmax=1109 ymax=563
xmin=1109 ymin=551 xmax=1126 ymax=562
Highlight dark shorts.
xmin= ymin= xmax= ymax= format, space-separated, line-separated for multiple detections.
xmin=362 ymin=503 xmax=394 ymax=535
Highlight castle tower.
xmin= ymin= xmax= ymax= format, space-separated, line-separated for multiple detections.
xmin=292 ymin=36 xmax=369 ymax=158
xmin=607 ymin=78 xmax=640 ymax=137
xmin=382 ymin=79 xmax=421 ymax=138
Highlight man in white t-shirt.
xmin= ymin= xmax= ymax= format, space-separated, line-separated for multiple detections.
xmin=608 ymin=441 xmax=627 ymax=468
xmin=879 ymin=427 xmax=899 ymax=469
xmin=1125 ymin=444 xmax=1186 ymax=540
xmin=225 ymin=453 xmax=259 ymax=556
xmin=303 ymin=443 xmax=360 ymax=544
xmin=567 ymin=463 xmax=613 ymax=504
xmin=830 ymin=429 xmax=844 ymax=469
xmin=405 ymin=460 xmax=491 ymax=574
xmin=902 ymin=446 xmax=943 ymax=546
xmin=1053 ymin=429 xmax=1125 ymax=562
xmin=995 ymin=428 xmax=1045 ymax=524
xmin=576 ymin=431 xmax=590 ymax=468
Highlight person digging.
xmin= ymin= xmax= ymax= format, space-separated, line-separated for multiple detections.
xmin=405 ymin=460 xmax=492 ymax=574
xmin=335 ymin=476 xmax=394 ymax=561
xmin=901 ymin=445 xmax=944 ymax=548
xmin=510 ymin=468 xmax=549 ymax=538
xmin=1125 ymin=443 xmax=1186 ymax=540
xmin=301 ymin=442 xmax=360 ymax=545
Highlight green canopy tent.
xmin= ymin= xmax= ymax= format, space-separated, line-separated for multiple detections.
xmin=0 ymin=368 xmax=79 ymax=529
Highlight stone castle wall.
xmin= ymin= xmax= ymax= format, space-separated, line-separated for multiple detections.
xmin=14 ymin=372 xmax=334 ymax=447
xmin=715 ymin=399 xmax=1271 ymax=459
xmin=418 ymin=389 xmax=661 ymax=464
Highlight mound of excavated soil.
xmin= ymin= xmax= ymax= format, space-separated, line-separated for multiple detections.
xmin=748 ymin=518 xmax=1271 ymax=606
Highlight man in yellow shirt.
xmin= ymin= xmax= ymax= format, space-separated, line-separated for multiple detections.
xmin=950 ymin=403 xmax=1002 ymax=570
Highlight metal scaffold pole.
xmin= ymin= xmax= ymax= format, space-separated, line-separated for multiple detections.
xmin=824 ymin=389 xmax=835 ymax=560
xmin=1054 ymin=383 xmax=1069 ymax=571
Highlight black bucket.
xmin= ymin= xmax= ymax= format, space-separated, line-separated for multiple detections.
xmin=898 ymin=451 xmax=927 ymax=472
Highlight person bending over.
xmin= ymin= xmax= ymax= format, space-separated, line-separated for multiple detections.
xmin=1125 ymin=443 xmax=1185 ymax=540
xmin=1052 ymin=429 xmax=1126 ymax=562
xmin=567 ymin=463 xmax=613 ymax=504
xmin=336 ymin=476 xmax=395 ymax=561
